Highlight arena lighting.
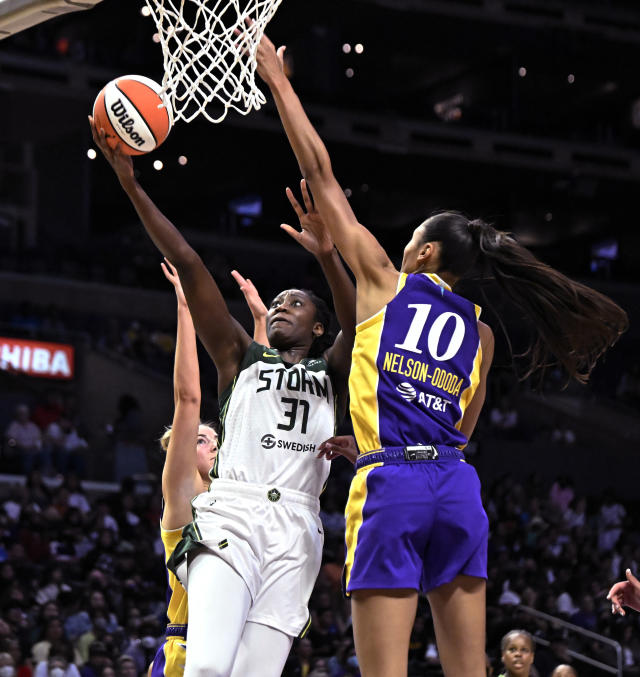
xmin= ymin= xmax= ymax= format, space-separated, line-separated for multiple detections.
xmin=434 ymin=92 xmax=464 ymax=122
xmin=140 ymin=5 xmax=151 ymax=16
xmin=342 ymin=43 xmax=351 ymax=54
xmin=153 ymin=160 xmax=163 ymax=170
xmin=87 ymin=149 xmax=97 ymax=160
xmin=345 ymin=68 xmax=354 ymax=78
xmin=152 ymin=32 xmax=160 ymax=43
xmin=545 ymin=212 xmax=553 ymax=222
xmin=178 ymin=155 xmax=188 ymax=166
xmin=355 ymin=43 xmax=364 ymax=54
xmin=518 ymin=66 xmax=527 ymax=77
xmin=344 ymin=188 xmax=353 ymax=198
xmin=568 ymin=73 xmax=575 ymax=84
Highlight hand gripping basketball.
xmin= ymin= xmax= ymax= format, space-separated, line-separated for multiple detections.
xmin=88 ymin=116 xmax=134 ymax=184
xmin=92 ymin=75 xmax=172 ymax=156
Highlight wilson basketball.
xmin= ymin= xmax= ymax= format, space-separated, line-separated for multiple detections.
xmin=92 ymin=75 xmax=172 ymax=156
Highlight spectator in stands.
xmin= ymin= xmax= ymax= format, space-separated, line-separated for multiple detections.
xmin=563 ymin=497 xmax=587 ymax=531
xmin=114 ymin=656 xmax=135 ymax=677
xmin=549 ymin=477 xmax=574 ymax=514
xmin=307 ymin=658 xmax=330 ymax=677
xmin=550 ymin=667 xmax=577 ymax=677
xmin=31 ymin=619 xmax=65 ymax=664
xmin=534 ymin=635 xmax=573 ymax=677
xmin=0 ymin=652 xmax=15 ymax=677
xmin=0 ymin=638 xmax=29 ymax=677
xmin=43 ymin=418 xmax=88 ymax=475
xmin=287 ymin=637 xmax=313 ymax=676
xmin=489 ymin=398 xmax=520 ymax=439
xmin=598 ymin=490 xmax=626 ymax=552
xmin=307 ymin=608 xmax=341 ymax=658
xmin=32 ymin=391 xmax=65 ymax=432
xmin=498 ymin=630 xmax=537 ymax=677
xmin=5 ymin=405 xmax=45 ymax=473
xmin=570 ymin=595 xmax=597 ymax=631
xmin=25 ymin=470 xmax=51 ymax=508
xmin=63 ymin=476 xmax=90 ymax=515
xmin=34 ymin=651 xmax=79 ymax=677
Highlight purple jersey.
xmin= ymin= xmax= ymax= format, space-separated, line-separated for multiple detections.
xmin=349 ymin=273 xmax=482 ymax=450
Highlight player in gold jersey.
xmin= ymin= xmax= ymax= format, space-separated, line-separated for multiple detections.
xmin=150 ymin=259 xmax=219 ymax=677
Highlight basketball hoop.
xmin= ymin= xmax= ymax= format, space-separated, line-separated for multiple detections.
xmin=143 ymin=0 xmax=284 ymax=124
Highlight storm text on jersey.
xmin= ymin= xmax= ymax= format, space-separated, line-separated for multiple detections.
xmin=256 ymin=367 xmax=330 ymax=403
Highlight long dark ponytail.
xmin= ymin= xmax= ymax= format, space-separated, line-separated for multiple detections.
xmin=421 ymin=212 xmax=629 ymax=383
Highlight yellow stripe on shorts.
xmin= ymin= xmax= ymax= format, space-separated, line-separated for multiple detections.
xmin=343 ymin=463 xmax=383 ymax=592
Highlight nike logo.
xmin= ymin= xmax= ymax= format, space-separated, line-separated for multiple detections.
xmin=263 ymin=352 xmax=278 ymax=358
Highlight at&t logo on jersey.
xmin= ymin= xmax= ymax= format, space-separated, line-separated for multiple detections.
xmin=396 ymin=382 xmax=417 ymax=402
xmin=395 ymin=383 xmax=452 ymax=413
xmin=260 ymin=433 xmax=316 ymax=453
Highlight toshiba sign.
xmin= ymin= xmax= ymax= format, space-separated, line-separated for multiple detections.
xmin=0 ymin=338 xmax=75 ymax=380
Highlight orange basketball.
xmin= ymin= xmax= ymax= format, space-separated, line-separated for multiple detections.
xmin=92 ymin=75 xmax=173 ymax=156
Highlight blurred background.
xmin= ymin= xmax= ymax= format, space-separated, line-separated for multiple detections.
xmin=1 ymin=1 xmax=640 ymax=676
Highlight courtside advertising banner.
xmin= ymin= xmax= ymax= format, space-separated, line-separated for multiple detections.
xmin=0 ymin=337 xmax=75 ymax=380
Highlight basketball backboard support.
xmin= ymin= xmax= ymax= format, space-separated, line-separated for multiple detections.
xmin=0 ymin=0 xmax=103 ymax=39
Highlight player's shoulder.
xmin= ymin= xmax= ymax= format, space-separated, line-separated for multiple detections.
xmin=478 ymin=321 xmax=494 ymax=346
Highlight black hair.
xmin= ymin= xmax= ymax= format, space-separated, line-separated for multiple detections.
xmin=299 ymin=289 xmax=335 ymax=357
xmin=420 ymin=211 xmax=628 ymax=384
xmin=501 ymin=629 xmax=534 ymax=653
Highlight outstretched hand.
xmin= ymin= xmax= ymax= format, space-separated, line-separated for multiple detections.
xmin=255 ymin=30 xmax=286 ymax=86
xmin=608 ymin=569 xmax=640 ymax=615
xmin=317 ymin=435 xmax=358 ymax=464
xmin=231 ymin=270 xmax=268 ymax=322
xmin=161 ymin=258 xmax=187 ymax=307
xmin=281 ymin=179 xmax=334 ymax=257
xmin=88 ymin=115 xmax=134 ymax=184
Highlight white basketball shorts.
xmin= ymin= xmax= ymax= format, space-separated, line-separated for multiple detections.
xmin=182 ymin=478 xmax=323 ymax=638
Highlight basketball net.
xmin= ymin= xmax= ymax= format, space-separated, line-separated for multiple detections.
xmin=143 ymin=0 xmax=283 ymax=124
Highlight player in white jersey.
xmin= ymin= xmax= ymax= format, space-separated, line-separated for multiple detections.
xmin=89 ymin=118 xmax=354 ymax=677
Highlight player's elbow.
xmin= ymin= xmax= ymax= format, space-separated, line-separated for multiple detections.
xmin=173 ymin=389 xmax=201 ymax=406
xmin=171 ymin=243 xmax=201 ymax=272
xmin=300 ymin=148 xmax=333 ymax=183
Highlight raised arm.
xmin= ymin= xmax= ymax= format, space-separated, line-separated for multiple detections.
xmin=160 ymin=260 xmax=204 ymax=530
xmin=256 ymin=38 xmax=398 ymax=300
xmin=89 ymin=118 xmax=250 ymax=392
xmin=281 ymin=180 xmax=355 ymax=390
xmin=231 ymin=270 xmax=270 ymax=347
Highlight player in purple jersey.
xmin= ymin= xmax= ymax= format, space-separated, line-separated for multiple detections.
xmin=256 ymin=33 xmax=628 ymax=677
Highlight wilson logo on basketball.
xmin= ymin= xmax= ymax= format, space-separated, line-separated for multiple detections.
xmin=110 ymin=100 xmax=145 ymax=147
xmin=396 ymin=382 xmax=417 ymax=402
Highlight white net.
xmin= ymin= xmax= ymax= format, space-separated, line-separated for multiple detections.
xmin=143 ymin=0 xmax=283 ymax=124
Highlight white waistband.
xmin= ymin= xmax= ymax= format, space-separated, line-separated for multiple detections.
xmin=209 ymin=478 xmax=320 ymax=512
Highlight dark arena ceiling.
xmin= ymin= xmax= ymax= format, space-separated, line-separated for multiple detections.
xmin=1 ymin=0 xmax=640 ymax=280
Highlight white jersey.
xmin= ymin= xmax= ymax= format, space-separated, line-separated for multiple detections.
xmin=212 ymin=342 xmax=336 ymax=498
